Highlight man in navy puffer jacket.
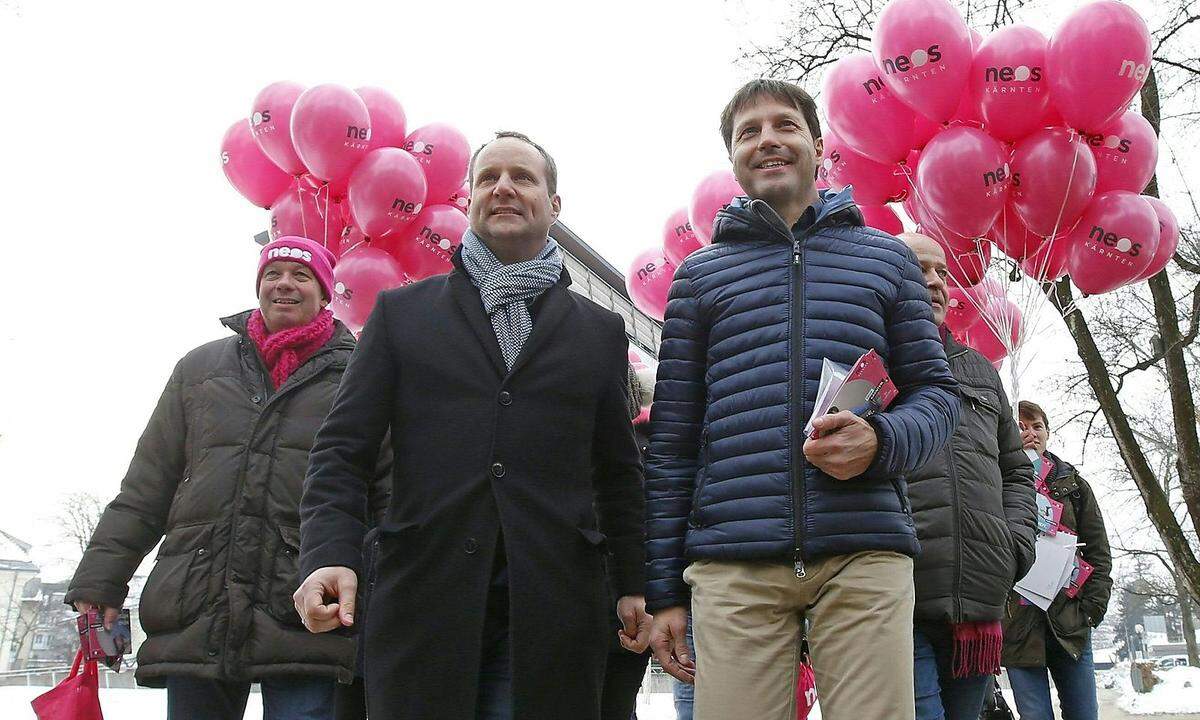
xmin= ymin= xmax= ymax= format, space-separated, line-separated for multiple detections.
xmin=644 ymin=79 xmax=961 ymax=720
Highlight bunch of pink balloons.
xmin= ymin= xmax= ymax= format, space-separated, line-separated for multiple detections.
xmin=220 ymin=82 xmax=473 ymax=332
xmin=819 ymin=0 xmax=1176 ymax=362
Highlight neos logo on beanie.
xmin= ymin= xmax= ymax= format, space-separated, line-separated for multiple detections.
xmin=267 ymin=246 xmax=314 ymax=263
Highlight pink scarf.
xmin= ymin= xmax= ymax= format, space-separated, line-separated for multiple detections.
xmin=246 ymin=309 xmax=335 ymax=389
xmin=952 ymin=620 xmax=1004 ymax=678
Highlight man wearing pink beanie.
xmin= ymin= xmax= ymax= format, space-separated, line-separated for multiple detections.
xmin=66 ymin=235 xmax=390 ymax=719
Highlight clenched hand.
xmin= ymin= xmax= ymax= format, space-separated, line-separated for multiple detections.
xmin=616 ymin=595 xmax=652 ymax=653
xmin=803 ymin=411 xmax=879 ymax=480
xmin=294 ymin=566 xmax=357 ymax=633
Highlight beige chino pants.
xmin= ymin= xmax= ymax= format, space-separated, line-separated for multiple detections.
xmin=684 ymin=551 xmax=916 ymax=720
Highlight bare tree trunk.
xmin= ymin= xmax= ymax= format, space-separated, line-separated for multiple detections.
xmin=1139 ymin=67 xmax=1200 ymax=536
xmin=1174 ymin=569 xmax=1200 ymax=666
xmin=1049 ymin=278 xmax=1200 ymax=602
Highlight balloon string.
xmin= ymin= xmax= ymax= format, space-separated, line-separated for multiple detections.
xmin=1031 ymin=130 xmax=1082 ymax=283
xmin=296 ymin=182 xmax=310 ymax=240
xmin=321 ymin=184 xmax=331 ymax=250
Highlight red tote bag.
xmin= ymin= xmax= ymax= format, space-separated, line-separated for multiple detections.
xmin=31 ymin=650 xmax=104 ymax=720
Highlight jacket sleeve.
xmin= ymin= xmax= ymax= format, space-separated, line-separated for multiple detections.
xmin=643 ymin=261 xmax=708 ymax=612
xmin=65 ymin=361 xmax=188 ymax=609
xmin=1074 ymin=476 xmax=1113 ymax=626
xmin=300 ymin=296 xmax=396 ymax=582
xmin=591 ymin=324 xmax=647 ymax=600
xmin=994 ymin=382 xmax=1037 ymax=580
xmin=862 ymin=248 xmax=961 ymax=481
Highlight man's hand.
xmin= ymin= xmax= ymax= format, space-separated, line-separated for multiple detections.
xmin=803 ymin=411 xmax=879 ymax=480
xmin=294 ymin=566 xmax=357 ymax=633
xmin=73 ymin=601 xmax=120 ymax=630
xmin=649 ymin=605 xmax=695 ymax=684
xmin=616 ymin=595 xmax=652 ymax=653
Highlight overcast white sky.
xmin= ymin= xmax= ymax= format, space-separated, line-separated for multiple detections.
xmin=0 ymin=0 xmax=1186 ymax=580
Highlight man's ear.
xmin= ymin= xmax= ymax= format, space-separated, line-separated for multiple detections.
xmin=550 ymin=194 xmax=561 ymax=220
xmin=814 ymin=136 xmax=824 ymax=163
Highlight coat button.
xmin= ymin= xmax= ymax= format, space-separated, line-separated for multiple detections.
xmin=464 ymin=538 xmax=479 ymax=554
xmin=498 ymin=391 xmax=513 ymax=406
xmin=197 ymin=548 xmax=207 ymax=557
xmin=207 ymin=649 xmax=218 ymax=657
xmin=490 ymin=462 xmax=505 ymax=478
xmin=251 ymin=395 xmax=262 ymax=404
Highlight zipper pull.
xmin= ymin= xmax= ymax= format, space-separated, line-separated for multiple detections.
xmin=793 ymin=239 xmax=802 ymax=266
xmin=794 ymin=551 xmax=806 ymax=579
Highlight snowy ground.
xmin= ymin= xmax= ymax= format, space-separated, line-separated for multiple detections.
xmin=4 ymin=687 xmax=705 ymax=719
xmin=1106 ymin=663 xmax=1200 ymax=715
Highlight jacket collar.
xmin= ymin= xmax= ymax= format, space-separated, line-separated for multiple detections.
xmin=449 ymin=248 xmax=575 ymax=380
xmin=711 ymin=186 xmax=863 ymax=244
xmin=1043 ymin=449 xmax=1080 ymax=494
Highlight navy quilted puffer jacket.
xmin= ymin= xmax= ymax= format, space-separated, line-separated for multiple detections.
xmin=644 ymin=188 xmax=961 ymax=612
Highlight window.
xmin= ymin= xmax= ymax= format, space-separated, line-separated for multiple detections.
xmin=32 ymin=633 xmax=49 ymax=650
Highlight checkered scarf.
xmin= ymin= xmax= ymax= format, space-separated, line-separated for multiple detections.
xmin=459 ymin=229 xmax=563 ymax=370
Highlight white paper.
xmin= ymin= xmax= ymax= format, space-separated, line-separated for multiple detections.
xmin=805 ymin=358 xmax=849 ymax=436
xmin=1015 ymin=531 xmax=1079 ymax=600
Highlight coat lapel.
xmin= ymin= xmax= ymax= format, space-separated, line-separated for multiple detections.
xmin=449 ymin=270 xmax=508 ymax=378
xmin=505 ymin=276 xmax=574 ymax=379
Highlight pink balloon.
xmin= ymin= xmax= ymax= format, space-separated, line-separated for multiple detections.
xmin=1133 ymin=196 xmax=1179 ymax=282
xmin=873 ymin=0 xmax=973 ymax=123
xmin=355 ymin=86 xmax=408 ymax=152
xmin=291 ymin=84 xmax=372 ymax=190
xmin=448 ymin=182 xmax=471 ymax=215
xmin=944 ymin=285 xmax=986 ymax=335
xmin=912 ymin=116 xmax=943 ymax=149
xmin=221 ymin=119 xmax=292 ymax=209
xmin=334 ymin=225 xmax=368 ymax=260
xmin=374 ymin=204 xmax=469 ymax=283
xmin=1021 ymin=236 xmax=1071 ymax=282
xmin=818 ymin=130 xmax=907 ymax=205
xmin=1084 ymin=110 xmax=1158 ymax=195
xmin=860 ymin=205 xmax=904 ymax=235
xmin=1065 ymin=191 xmax=1158 ymax=294
xmin=987 ymin=207 xmax=1046 ymax=261
xmin=916 ymin=127 xmax=1012 ymax=238
xmin=1008 ymin=128 xmax=1097 ymax=237
xmin=404 ymin=123 xmax=471 ymax=206
xmin=1047 ymin=0 xmax=1152 ymax=132
xmin=330 ymin=246 xmax=407 ymax=334
xmin=626 ymin=249 xmax=677 ymax=322
xmin=250 ymin=81 xmax=308 ymax=176
xmin=688 ymin=170 xmax=744 ymax=245
xmin=269 ymin=182 xmax=346 ymax=246
xmin=347 ymin=148 xmax=428 ymax=239
xmin=824 ymin=53 xmax=918 ymax=165
xmin=663 ymin=207 xmax=702 ymax=266
xmin=969 ymin=25 xmax=1051 ymax=142
xmin=940 ymin=235 xmax=992 ymax=287
xmin=962 ymin=298 xmax=1021 ymax=363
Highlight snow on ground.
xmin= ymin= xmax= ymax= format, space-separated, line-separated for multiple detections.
xmin=2 ymin=687 xmax=725 ymax=720
xmin=1106 ymin=663 xmax=1200 ymax=715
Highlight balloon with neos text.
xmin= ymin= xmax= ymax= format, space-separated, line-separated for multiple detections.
xmin=221 ymin=119 xmax=293 ymax=209
xmin=968 ymin=25 xmax=1051 ymax=143
xmin=291 ymin=84 xmax=372 ymax=195
xmin=374 ymin=204 xmax=469 ymax=283
xmin=626 ymin=250 xmax=677 ymax=322
xmin=250 ymin=81 xmax=308 ymax=176
xmin=662 ymin=207 xmax=703 ymax=267
xmin=915 ymin=126 xmax=1011 ymax=238
xmin=823 ymin=53 xmax=918 ymax=165
xmin=872 ymin=0 xmax=973 ymax=123
xmin=1007 ymin=127 xmax=1097 ymax=238
xmin=347 ymin=147 xmax=428 ymax=240
xmin=355 ymin=86 xmax=408 ymax=152
xmin=818 ymin=129 xmax=907 ymax=205
xmin=1086 ymin=110 xmax=1159 ymax=196
xmin=1065 ymin=190 xmax=1158 ymax=294
xmin=1046 ymin=0 xmax=1152 ymax=132
xmin=404 ymin=123 xmax=471 ymax=205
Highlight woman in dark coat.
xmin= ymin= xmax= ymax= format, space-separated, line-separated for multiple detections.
xmin=66 ymin=237 xmax=388 ymax=719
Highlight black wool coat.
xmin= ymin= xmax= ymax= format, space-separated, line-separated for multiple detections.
xmin=299 ymin=255 xmax=645 ymax=720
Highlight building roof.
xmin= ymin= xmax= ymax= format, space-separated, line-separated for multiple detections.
xmin=0 ymin=530 xmax=38 ymax=572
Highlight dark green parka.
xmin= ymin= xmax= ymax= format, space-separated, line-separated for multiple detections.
xmin=1001 ymin=451 xmax=1113 ymax=666
xmin=65 ymin=311 xmax=389 ymax=687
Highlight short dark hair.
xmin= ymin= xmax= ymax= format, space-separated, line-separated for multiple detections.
xmin=1018 ymin=400 xmax=1050 ymax=429
xmin=468 ymin=130 xmax=558 ymax=197
xmin=720 ymin=79 xmax=822 ymax=153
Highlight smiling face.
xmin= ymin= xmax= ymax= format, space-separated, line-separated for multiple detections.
xmin=258 ymin=260 xmax=326 ymax=333
xmin=900 ymin=233 xmax=950 ymax=325
xmin=728 ymin=94 xmax=823 ymax=225
xmin=468 ymin=137 xmax=561 ymax=258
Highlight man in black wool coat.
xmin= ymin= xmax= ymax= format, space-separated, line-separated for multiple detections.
xmin=294 ymin=130 xmax=650 ymax=720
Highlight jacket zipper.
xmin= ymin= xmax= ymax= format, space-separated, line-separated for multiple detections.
xmin=217 ymin=341 xmax=345 ymax=667
xmin=747 ymin=198 xmax=848 ymax=580
xmin=946 ymin=345 xmax=969 ymax=619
